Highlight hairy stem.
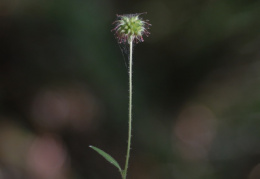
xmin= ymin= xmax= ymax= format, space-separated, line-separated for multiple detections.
xmin=123 ymin=39 xmax=133 ymax=179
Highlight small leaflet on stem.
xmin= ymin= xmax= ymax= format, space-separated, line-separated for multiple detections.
xmin=89 ymin=145 xmax=123 ymax=174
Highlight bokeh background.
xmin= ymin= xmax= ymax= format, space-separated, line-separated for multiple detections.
xmin=1 ymin=0 xmax=260 ymax=178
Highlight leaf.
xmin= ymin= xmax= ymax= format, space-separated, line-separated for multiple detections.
xmin=89 ymin=145 xmax=122 ymax=172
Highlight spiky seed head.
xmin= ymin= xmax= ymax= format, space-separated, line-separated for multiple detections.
xmin=112 ymin=13 xmax=151 ymax=44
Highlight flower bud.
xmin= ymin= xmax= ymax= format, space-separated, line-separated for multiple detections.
xmin=112 ymin=13 xmax=151 ymax=44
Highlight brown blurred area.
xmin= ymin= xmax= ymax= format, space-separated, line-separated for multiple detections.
xmin=1 ymin=0 xmax=260 ymax=178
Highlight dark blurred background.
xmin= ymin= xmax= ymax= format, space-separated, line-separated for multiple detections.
xmin=1 ymin=0 xmax=260 ymax=178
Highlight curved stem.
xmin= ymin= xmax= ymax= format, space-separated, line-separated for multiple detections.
xmin=123 ymin=40 xmax=133 ymax=179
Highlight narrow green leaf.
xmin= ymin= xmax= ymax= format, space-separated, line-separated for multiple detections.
xmin=89 ymin=145 xmax=122 ymax=172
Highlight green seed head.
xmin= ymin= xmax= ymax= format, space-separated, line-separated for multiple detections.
xmin=112 ymin=13 xmax=151 ymax=44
